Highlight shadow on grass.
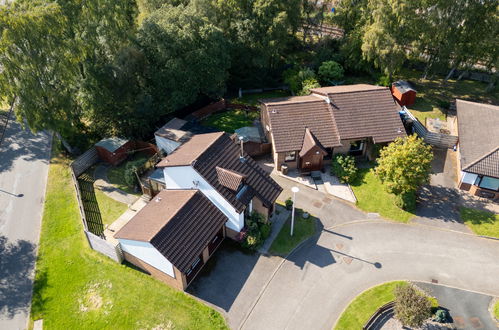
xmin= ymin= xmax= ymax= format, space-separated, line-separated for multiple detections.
xmin=460 ymin=207 xmax=497 ymax=225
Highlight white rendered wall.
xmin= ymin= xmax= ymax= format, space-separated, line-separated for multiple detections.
xmin=460 ymin=171 xmax=478 ymax=184
xmin=118 ymin=239 xmax=175 ymax=277
xmin=155 ymin=136 xmax=181 ymax=154
xmin=163 ymin=166 xmax=244 ymax=232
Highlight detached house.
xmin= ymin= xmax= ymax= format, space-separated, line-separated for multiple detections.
xmin=456 ymin=100 xmax=499 ymax=200
xmin=115 ymin=132 xmax=282 ymax=289
xmin=260 ymin=84 xmax=406 ymax=172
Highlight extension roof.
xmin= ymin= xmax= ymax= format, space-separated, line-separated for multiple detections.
xmin=157 ymin=132 xmax=282 ymax=212
xmin=261 ymin=84 xmax=405 ymax=153
xmin=95 ymin=137 xmax=129 ymax=152
xmin=456 ymin=99 xmax=499 ymax=178
xmin=154 ymin=117 xmax=191 ymax=142
xmin=114 ymin=190 xmax=227 ymax=273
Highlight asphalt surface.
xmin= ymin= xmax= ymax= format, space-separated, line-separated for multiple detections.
xmin=415 ymin=282 xmax=498 ymax=330
xmin=0 ymin=118 xmax=51 ymax=330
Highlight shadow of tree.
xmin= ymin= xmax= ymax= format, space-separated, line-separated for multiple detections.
xmin=0 ymin=236 xmax=37 ymax=318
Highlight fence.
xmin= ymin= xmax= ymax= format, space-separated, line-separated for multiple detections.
xmin=403 ymin=108 xmax=458 ymax=149
xmin=363 ymin=301 xmax=395 ymax=330
xmin=85 ymin=231 xmax=123 ymax=262
xmin=190 ymin=99 xmax=259 ymax=120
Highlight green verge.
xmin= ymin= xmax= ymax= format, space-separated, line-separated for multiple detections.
xmin=31 ymin=141 xmax=227 ymax=330
xmin=494 ymin=300 xmax=499 ymax=320
xmin=350 ymin=168 xmax=414 ymax=223
xmin=269 ymin=211 xmax=317 ymax=256
xmin=335 ymin=281 xmax=408 ymax=330
xmin=201 ymin=109 xmax=260 ymax=133
xmin=460 ymin=207 xmax=499 ymax=238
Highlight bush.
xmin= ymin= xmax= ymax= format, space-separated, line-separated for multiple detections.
xmin=394 ymin=191 xmax=416 ymax=211
xmin=298 ymin=78 xmax=321 ymax=96
xmin=318 ymin=60 xmax=344 ymax=84
xmin=285 ymin=198 xmax=293 ymax=210
xmin=377 ymin=74 xmax=391 ymax=87
xmin=283 ymin=66 xmax=318 ymax=95
xmin=260 ymin=223 xmax=271 ymax=240
xmin=241 ymin=211 xmax=270 ymax=251
xmin=394 ymin=284 xmax=432 ymax=328
xmin=123 ymin=157 xmax=148 ymax=187
xmin=434 ymin=309 xmax=448 ymax=323
xmin=331 ymin=154 xmax=358 ymax=184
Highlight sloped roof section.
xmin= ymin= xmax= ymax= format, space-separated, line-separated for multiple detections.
xmin=95 ymin=137 xmax=128 ymax=152
xmin=299 ymin=128 xmax=328 ymax=157
xmin=216 ymin=167 xmax=246 ymax=191
xmin=114 ymin=190 xmax=227 ymax=273
xmin=262 ymin=95 xmax=341 ymax=152
xmin=457 ymin=99 xmax=499 ymax=178
xmin=324 ymin=85 xmax=406 ymax=143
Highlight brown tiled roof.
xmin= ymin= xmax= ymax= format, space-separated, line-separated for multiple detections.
xmin=192 ymin=133 xmax=282 ymax=212
xmin=311 ymin=84 xmax=387 ymax=95
xmin=325 ymin=85 xmax=406 ymax=143
xmin=216 ymin=167 xmax=246 ymax=191
xmin=299 ymin=128 xmax=328 ymax=157
xmin=114 ymin=190 xmax=227 ymax=273
xmin=457 ymin=100 xmax=499 ymax=178
xmin=157 ymin=132 xmax=223 ymax=167
xmin=263 ymin=95 xmax=341 ymax=152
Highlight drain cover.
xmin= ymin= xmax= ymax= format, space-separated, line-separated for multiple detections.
xmin=431 ymin=279 xmax=438 ymax=284
xmin=367 ymin=213 xmax=379 ymax=218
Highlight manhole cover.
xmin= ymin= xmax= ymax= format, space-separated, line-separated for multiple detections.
xmin=335 ymin=243 xmax=344 ymax=250
xmin=453 ymin=316 xmax=465 ymax=328
xmin=431 ymin=278 xmax=439 ymax=284
xmin=322 ymin=197 xmax=332 ymax=204
xmin=343 ymin=257 xmax=353 ymax=265
xmin=313 ymin=201 xmax=323 ymax=208
xmin=469 ymin=317 xmax=483 ymax=329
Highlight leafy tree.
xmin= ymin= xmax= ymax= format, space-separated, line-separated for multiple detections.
xmin=299 ymin=78 xmax=321 ymax=96
xmin=137 ymin=3 xmax=230 ymax=114
xmin=318 ymin=61 xmax=344 ymax=84
xmin=283 ymin=67 xmax=317 ymax=95
xmin=394 ymin=284 xmax=432 ymax=328
xmin=374 ymin=135 xmax=433 ymax=195
xmin=331 ymin=154 xmax=357 ymax=184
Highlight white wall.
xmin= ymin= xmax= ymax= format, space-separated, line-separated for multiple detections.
xmin=155 ymin=135 xmax=181 ymax=154
xmin=460 ymin=171 xmax=478 ymax=185
xmin=163 ymin=166 xmax=245 ymax=232
xmin=118 ymin=239 xmax=175 ymax=277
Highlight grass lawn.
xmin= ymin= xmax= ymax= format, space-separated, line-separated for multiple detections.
xmin=233 ymin=90 xmax=290 ymax=106
xmin=494 ymin=300 xmax=499 ymax=320
xmin=335 ymin=281 xmax=408 ymax=330
xmin=397 ymin=68 xmax=499 ymax=124
xmin=94 ymin=188 xmax=128 ymax=226
xmin=201 ymin=109 xmax=260 ymax=133
xmin=269 ymin=210 xmax=317 ymax=256
xmin=106 ymin=153 xmax=148 ymax=195
xmin=460 ymin=207 xmax=499 ymax=238
xmin=31 ymin=141 xmax=228 ymax=329
xmin=350 ymin=168 xmax=414 ymax=223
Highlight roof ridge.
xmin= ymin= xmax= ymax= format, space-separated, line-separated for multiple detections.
xmin=462 ymin=146 xmax=499 ymax=172
xmin=326 ymin=87 xmax=390 ymax=95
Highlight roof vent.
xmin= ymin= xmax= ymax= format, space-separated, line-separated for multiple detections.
xmin=192 ymin=180 xmax=199 ymax=188
xmin=271 ymin=109 xmax=277 ymax=114
xmin=155 ymin=197 xmax=162 ymax=203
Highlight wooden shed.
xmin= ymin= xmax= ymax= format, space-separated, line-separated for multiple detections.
xmin=95 ymin=137 xmax=133 ymax=166
xmin=391 ymin=80 xmax=416 ymax=107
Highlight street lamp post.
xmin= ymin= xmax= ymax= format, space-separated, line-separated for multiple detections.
xmin=290 ymin=186 xmax=299 ymax=236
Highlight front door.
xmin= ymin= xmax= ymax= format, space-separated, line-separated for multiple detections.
xmin=300 ymin=154 xmax=323 ymax=171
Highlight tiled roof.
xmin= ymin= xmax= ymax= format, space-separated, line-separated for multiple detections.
xmin=154 ymin=118 xmax=191 ymax=142
xmin=216 ymin=167 xmax=246 ymax=191
xmin=457 ymin=100 xmax=499 ymax=178
xmin=114 ymin=190 xmax=227 ymax=273
xmin=311 ymin=84 xmax=387 ymax=95
xmin=263 ymin=95 xmax=341 ymax=152
xmin=325 ymin=86 xmax=406 ymax=143
xmin=299 ymin=128 xmax=327 ymax=157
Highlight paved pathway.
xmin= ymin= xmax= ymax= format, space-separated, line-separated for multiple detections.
xmin=0 ymin=119 xmax=51 ymax=330
xmin=258 ymin=206 xmax=290 ymax=255
xmin=93 ymin=164 xmax=138 ymax=205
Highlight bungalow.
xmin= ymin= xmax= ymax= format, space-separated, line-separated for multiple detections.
xmin=115 ymin=132 xmax=282 ymax=289
xmin=456 ymin=100 xmax=499 ymax=200
xmin=260 ymin=84 xmax=406 ymax=172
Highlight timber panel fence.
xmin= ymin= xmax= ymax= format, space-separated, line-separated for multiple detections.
xmin=85 ymin=231 xmax=123 ymax=262
xmin=404 ymin=108 xmax=458 ymax=149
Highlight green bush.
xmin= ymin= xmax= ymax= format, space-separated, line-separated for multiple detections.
xmin=434 ymin=309 xmax=448 ymax=323
xmin=241 ymin=211 xmax=270 ymax=251
xmin=123 ymin=157 xmax=148 ymax=187
xmin=377 ymin=74 xmax=391 ymax=87
xmin=318 ymin=60 xmax=344 ymax=84
xmin=260 ymin=223 xmax=271 ymax=240
xmin=394 ymin=284 xmax=432 ymax=328
xmin=394 ymin=191 xmax=416 ymax=211
xmin=285 ymin=198 xmax=293 ymax=210
xmin=299 ymin=78 xmax=321 ymax=96
xmin=283 ymin=66 xmax=318 ymax=95
xmin=331 ymin=154 xmax=358 ymax=184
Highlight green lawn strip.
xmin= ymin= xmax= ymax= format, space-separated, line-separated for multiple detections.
xmin=232 ymin=90 xmax=290 ymax=106
xmin=106 ymin=153 xmax=148 ymax=195
xmin=335 ymin=281 xmax=408 ymax=330
xmin=94 ymin=188 xmax=128 ymax=226
xmin=269 ymin=211 xmax=317 ymax=256
xmin=201 ymin=109 xmax=260 ymax=133
xmin=350 ymin=168 xmax=414 ymax=223
xmin=459 ymin=207 xmax=499 ymax=238
xmin=31 ymin=141 xmax=227 ymax=329
xmin=494 ymin=300 xmax=499 ymax=320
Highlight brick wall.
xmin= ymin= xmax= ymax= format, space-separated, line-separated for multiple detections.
xmin=190 ymin=99 xmax=227 ymax=119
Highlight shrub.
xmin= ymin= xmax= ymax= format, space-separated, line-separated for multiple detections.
xmin=394 ymin=191 xmax=416 ymax=211
xmin=283 ymin=66 xmax=318 ymax=95
xmin=123 ymin=157 xmax=148 ymax=187
xmin=241 ymin=211 xmax=270 ymax=251
xmin=260 ymin=223 xmax=271 ymax=240
xmin=331 ymin=154 xmax=358 ymax=184
xmin=298 ymin=78 xmax=321 ymax=96
xmin=394 ymin=284 xmax=432 ymax=328
xmin=318 ymin=60 xmax=344 ymax=84
xmin=377 ymin=74 xmax=391 ymax=87
xmin=285 ymin=198 xmax=293 ymax=210
xmin=434 ymin=309 xmax=448 ymax=323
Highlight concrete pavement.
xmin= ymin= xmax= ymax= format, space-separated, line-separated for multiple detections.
xmin=0 ymin=119 xmax=51 ymax=330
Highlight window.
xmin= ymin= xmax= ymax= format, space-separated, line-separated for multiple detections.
xmin=478 ymin=176 xmax=499 ymax=191
xmin=284 ymin=151 xmax=296 ymax=162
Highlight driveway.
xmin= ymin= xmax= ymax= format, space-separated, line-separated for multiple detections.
xmin=0 ymin=119 xmax=51 ymax=330
xmin=414 ymin=282 xmax=498 ymax=330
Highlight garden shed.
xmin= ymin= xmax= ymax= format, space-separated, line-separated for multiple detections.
xmin=95 ymin=137 xmax=133 ymax=166
xmin=391 ymin=80 xmax=416 ymax=107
